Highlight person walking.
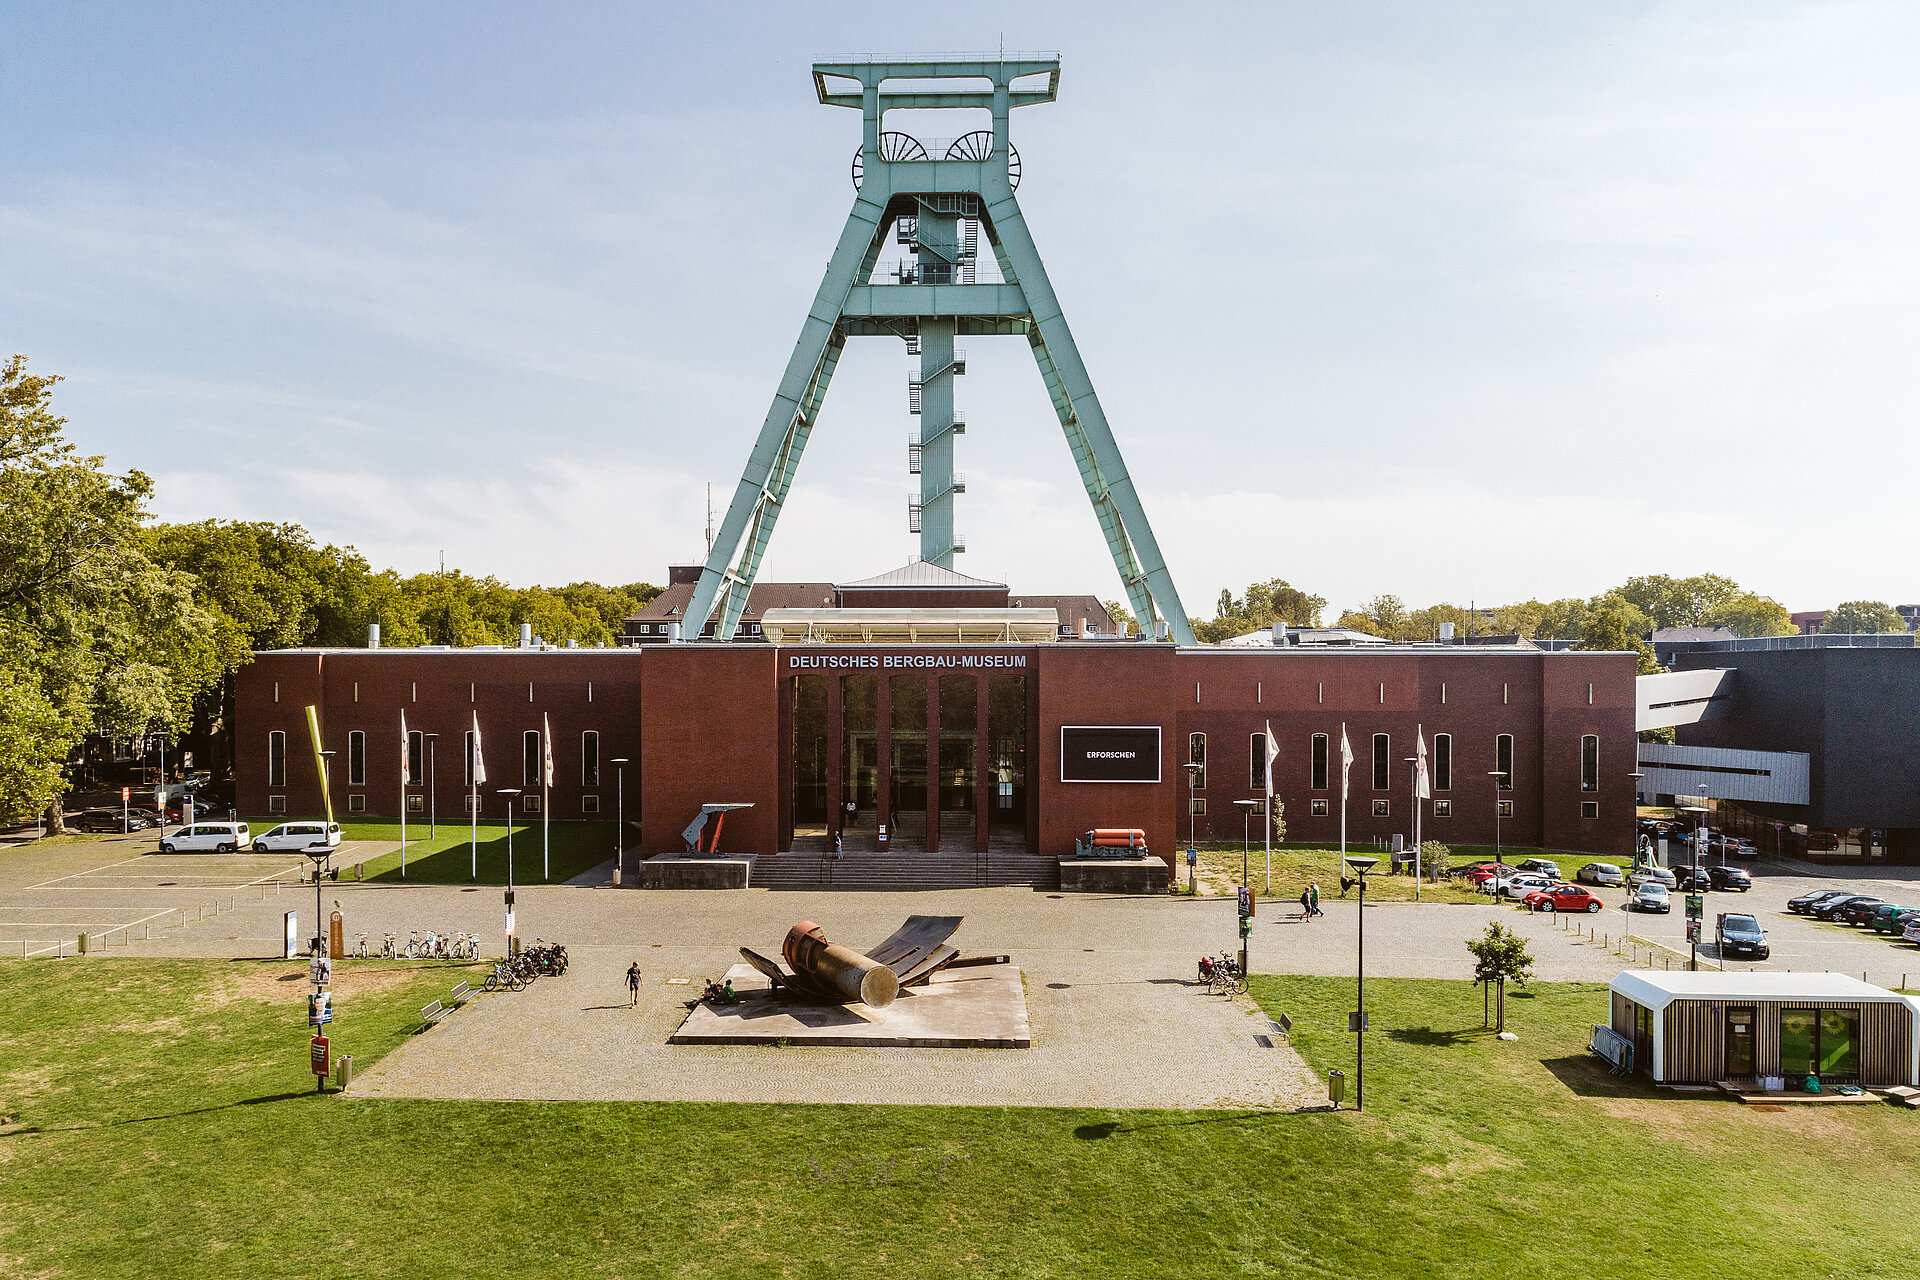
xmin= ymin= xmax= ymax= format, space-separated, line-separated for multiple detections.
xmin=1299 ymin=887 xmax=1313 ymax=921
xmin=833 ymin=829 xmax=844 ymax=858
xmin=1309 ymin=882 xmax=1323 ymax=918
xmin=626 ymin=961 xmax=642 ymax=1008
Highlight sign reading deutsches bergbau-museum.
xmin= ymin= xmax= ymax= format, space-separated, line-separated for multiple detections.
xmin=1059 ymin=726 xmax=1162 ymax=783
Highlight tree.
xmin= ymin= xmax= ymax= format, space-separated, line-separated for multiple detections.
xmin=1465 ymin=921 xmax=1535 ymax=1032
xmin=1576 ymin=604 xmax=1660 ymax=675
xmin=1820 ymin=600 xmax=1906 ymax=635
xmin=1704 ymin=592 xmax=1792 ymax=639
xmin=1420 ymin=840 xmax=1450 ymax=883
xmin=0 ymin=356 xmax=224 ymax=826
xmin=1616 ymin=574 xmax=1742 ymax=630
xmin=1102 ymin=599 xmax=1135 ymax=637
xmin=1338 ymin=594 xmax=1412 ymax=641
xmin=1192 ymin=578 xmax=1327 ymax=643
xmin=1269 ymin=798 xmax=1286 ymax=844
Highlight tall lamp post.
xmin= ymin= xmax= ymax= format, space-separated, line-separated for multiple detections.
xmin=1234 ymin=798 xmax=1261 ymax=976
xmin=1183 ymin=761 xmax=1202 ymax=854
xmin=313 ymin=750 xmax=337 ymax=957
xmin=611 ymin=758 xmax=630 ymax=886
xmin=1488 ymin=771 xmax=1507 ymax=859
xmin=1346 ymin=854 xmax=1379 ymax=1111
xmin=499 ymin=788 xmax=521 ymax=954
xmin=424 ymin=733 xmax=438 ymax=839
xmin=1627 ymin=771 xmax=1645 ymax=865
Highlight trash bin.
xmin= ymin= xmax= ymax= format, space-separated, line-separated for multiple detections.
xmin=335 ymin=1055 xmax=353 ymax=1090
xmin=1328 ymin=1070 xmax=1346 ymax=1108
xmin=77 ymin=932 xmax=89 ymax=955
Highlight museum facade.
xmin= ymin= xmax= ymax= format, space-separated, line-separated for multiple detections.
xmin=234 ymin=629 xmax=1637 ymax=864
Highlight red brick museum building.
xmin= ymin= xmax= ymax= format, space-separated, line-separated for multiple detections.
xmin=234 ymin=572 xmax=1637 ymax=865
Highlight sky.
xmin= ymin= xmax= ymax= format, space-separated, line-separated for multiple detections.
xmin=5 ymin=1 xmax=1918 ymax=620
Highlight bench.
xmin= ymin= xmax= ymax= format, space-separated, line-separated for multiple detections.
xmin=1267 ymin=1015 xmax=1292 ymax=1042
xmin=448 ymin=982 xmax=473 ymax=1007
xmin=421 ymin=999 xmax=451 ymax=1029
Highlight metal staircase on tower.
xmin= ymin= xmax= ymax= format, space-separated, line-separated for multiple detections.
xmin=683 ymin=53 xmax=1195 ymax=644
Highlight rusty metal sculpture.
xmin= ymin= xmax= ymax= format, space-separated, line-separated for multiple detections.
xmin=739 ymin=915 xmax=1005 ymax=1008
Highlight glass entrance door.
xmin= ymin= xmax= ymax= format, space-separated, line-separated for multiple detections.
xmin=1725 ymin=1007 xmax=1754 ymax=1079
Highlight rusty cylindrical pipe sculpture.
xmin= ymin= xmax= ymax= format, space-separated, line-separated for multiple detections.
xmin=782 ymin=921 xmax=900 ymax=1008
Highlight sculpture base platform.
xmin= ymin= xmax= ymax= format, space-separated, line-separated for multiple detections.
xmin=1057 ymin=856 xmax=1169 ymax=894
xmin=669 ymin=962 xmax=1030 ymax=1048
xmin=641 ymin=853 xmax=756 ymax=890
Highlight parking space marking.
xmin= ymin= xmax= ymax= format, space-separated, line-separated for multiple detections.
xmin=8 ymin=907 xmax=180 ymax=957
xmin=24 ymin=852 xmax=155 ymax=890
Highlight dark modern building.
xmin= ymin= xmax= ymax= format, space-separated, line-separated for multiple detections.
xmin=1652 ymin=637 xmax=1920 ymax=863
xmin=235 ymin=569 xmax=1637 ymax=875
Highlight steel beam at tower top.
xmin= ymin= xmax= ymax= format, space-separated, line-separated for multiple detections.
xmin=685 ymin=54 xmax=1198 ymax=647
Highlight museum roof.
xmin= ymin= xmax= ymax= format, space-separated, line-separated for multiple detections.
xmin=836 ymin=562 xmax=1008 ymax=591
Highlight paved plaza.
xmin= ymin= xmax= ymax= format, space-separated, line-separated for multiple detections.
xmin=8 ymin=834 xmax=1920 ymax=1108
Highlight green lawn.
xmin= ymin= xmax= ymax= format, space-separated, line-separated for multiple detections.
xmin=245 ymin=818 xmax=618 ymax=883
xmin=3 ymin=958 xmax=1914 ymax=1278
xmin=1181 ymin=842 xmax=1626 ymax=903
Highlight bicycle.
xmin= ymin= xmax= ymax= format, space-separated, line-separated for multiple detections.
xmin=354 ymin=932 xmax=370 ymax=958
xmin=381 ymin=932 xmax=398 ymax=958
xmin=483 ymin=961 xmax=527 ymax=992
xmin=403 ymin=930 xmax=422 ymax=958
xmin=1201 ymin=952 xmax=1247 ymax=996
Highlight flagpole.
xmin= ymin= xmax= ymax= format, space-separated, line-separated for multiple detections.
xmin=542 ymin=712 xmax=552 ymax=882
xmin=1339 ymin=721 xmax=1348 ymax=862
xmin=400 ymin=711 xmax=408 ymax=880
xmin=1263 ymin=722 xmax=1275 ymax=894
xmin=1414 ymin=724 xmax=1423 ymax=902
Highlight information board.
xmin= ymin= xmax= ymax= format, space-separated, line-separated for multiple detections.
xmin=1059 ymin=726 xmax=1162 ymax=783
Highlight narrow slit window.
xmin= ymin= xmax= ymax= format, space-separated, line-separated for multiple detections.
xmin=1434 ymin=733 xmax=1452 ymax=791
xmin=582 ymin=731 xmax=600 ymax=785
xmin=1581 ymin=734 xmax=1599 ymax=793
xmin=523 ymin=730 xmax=542 ymax=788
xmin=268 ymin=731 xmax=286 ymax=788
xmin=1311 ymin=733 xmax=1329 ymax=790
xmin=347 ymin=731 xmax=366 ymax=786
xmin=1188 ymin=732 xmax=1206 ymax=789
xmin=1496 ymin=735 xmax=1514 ymax=790
xmin=1373 ymin=733 xmax=1390 ymax=791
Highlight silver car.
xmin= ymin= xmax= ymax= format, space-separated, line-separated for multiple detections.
xmin=1629 ymin=864 xmax=1678 ymax=889
xmin=1631 ymin=882 xmax=1673 ymax=913
xmin=1577 ymin=862 xmax=1626 ymax=887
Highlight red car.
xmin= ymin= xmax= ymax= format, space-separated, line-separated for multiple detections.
xmin=1523 ymin=884 xmax=1604 ymax=913
xmin=1465 ymin=863 xmax=1518 ymax=885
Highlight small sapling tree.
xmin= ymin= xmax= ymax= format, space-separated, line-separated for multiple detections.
xmin=1466 ymin=921 xmax=1535 ymax=1032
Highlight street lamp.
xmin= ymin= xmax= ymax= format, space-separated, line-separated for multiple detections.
xmin=1234 ymin=799 xmax=1261 ymax=977
xmin=1488 ymin=771 xmax=1507 ymax=858
xmin=1183 ymin=762 xmax=1202 ymax=857
xmin=1627 ymin=771 xmax=1645 ymax=865
xmin=423 ymin=733 xmax=439 ymax=839
xmin=313 ymin=750 xmax=337 ymax=956
xmin=1345 ymin=854 xmax=1380 ymax=1111
xmin=498 ymin=788 xmax=522 ymax=954
xmin=611 ymin=758 xmax=630 ymax=886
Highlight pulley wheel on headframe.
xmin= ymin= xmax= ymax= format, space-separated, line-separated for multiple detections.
xmin=944 ymin=131 xmax=1020 ymax=190
xmin=850 ymin=132 xmax=930 ymax=190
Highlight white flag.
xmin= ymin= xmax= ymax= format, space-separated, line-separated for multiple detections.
xmin=400 ymin=710 xmax=410 ymax=785
xmin=1339 ymin=724 xmax=1354 ymax=802
xmin=1263 ymin=720 xmax=1280 ymax=797
xmin=1414 ymin=728 xmax=1431 ymax=800
xmin=542 ymin=712 xmax=554 ymax=787
xmin=470 ymin=711 xmax=487 ymax=785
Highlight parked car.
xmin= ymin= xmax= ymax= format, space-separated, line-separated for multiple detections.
xmin=1495 ymin=873 xmax=1556 ymax=899
xmin=1866 ymin=904 xmax=1918 ymax=935
xmin=1672 ymin=866 xmax=1714 ymax=892
xmin=1706 ymin=865 xmax=1752 ymax=892
xmin=1628 ymin=865 xmax=1677 ymax=890
xmin=1904 ymin=917 xmax=1920 ymax=947
xmin=1577 ymin=862 xmax=1626 ymax=887
xmin=1516 ymin=858 xmax=1562 ymax=879
xmin=1833 ymin=897 xmax=1889 ymax=927
xmin=1730 ymin=839 xmax=1759 ymax=858
xmin=1787 ymin=889 xmax=1852 ymax=914
xmin=1715 ymin=912 xmax=1770 ymax=960
xmin=71 ymin=809 xmax=150 ymax=833
xmin=1630 ymin=882 xmax=1673 ymax=913
xmin=1808 ymin=894 xmax=1876 ymax=922
xmin=1524 ymin=884 xmax=1605 ymax=913
xmin=250 ymin=821 xmax=342 ymax=854
xmin=1465 ymin=863 xmax=1519 ymax=885
xmin=156 ymin=821 xmax=252 ymax=854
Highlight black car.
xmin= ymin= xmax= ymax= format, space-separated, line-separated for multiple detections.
xmin=1716 ymin=912 xmax=1770 ymax=960
xmin=1672 ymin=866 xmax=1714 ymax=892
xmin=71 ymin=809 xmax=153 ymax=833
xmin=1788 ymin=889 xmax=1852 ymax=914
xmin=1809 ymin=894 xmax=1875 ymax=921
xmin=1707 ymin=865 xmax=1752 ymax=892
xmin=1834 ymin=897 xmax=1889 ymax=927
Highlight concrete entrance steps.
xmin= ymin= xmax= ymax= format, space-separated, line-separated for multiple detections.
xmin=753 ymin=850 xmax=1059 ymax=890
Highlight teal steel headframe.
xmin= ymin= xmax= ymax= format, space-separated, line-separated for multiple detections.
xmin=685 ymin=54 xmax=1197 ymax=646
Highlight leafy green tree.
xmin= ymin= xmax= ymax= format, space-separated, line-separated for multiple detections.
xmin=0 ymin=356 xmax=223 ymax=825
xmin=1576 ymin=603 xmax=1660 ymax=674
xmin=1406 ymin=603 xmax=1475 ymax=641
xmin=1465 ymin=920 xmax=1535 ymax=1031
xmin=1102 ymin=599 xmax=1135 ymax=637
xmin=1820 ymin=600 xmax=1906 ymax=635
xmin=1702 ymin=592 xmax=1792 ymax=638
xmin=1616 ymin=574 xmax=1742 ymax=629
xmin=1193 ymin=578 xmax=1326 ymax=643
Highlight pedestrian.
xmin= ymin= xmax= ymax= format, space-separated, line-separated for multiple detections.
xmin=1309 ymin=882 xmax=1322 ymax=918
xmin=626 ymin=961 xmax=642 ymax=1008
xmin=1299 ymin=888 xmax=1312 ymax=920
xmin=833 ymin=829 xmax=844 ymax=858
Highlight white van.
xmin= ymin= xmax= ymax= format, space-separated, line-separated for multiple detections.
xmin=251 ymin=822 xmax=343 ymax=854
xmin=157 ymin=821 xmax=252 ymax=854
